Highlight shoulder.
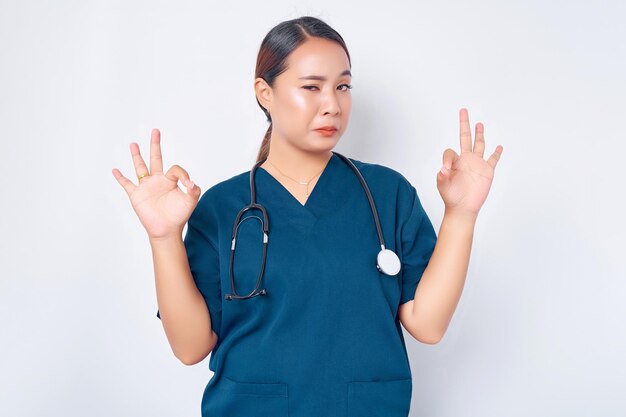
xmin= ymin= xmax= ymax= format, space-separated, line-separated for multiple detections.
xmin=346 ymin=155 xmax=415 ymax=196
xmin=344 ymin=155 xmax=422 ymax=221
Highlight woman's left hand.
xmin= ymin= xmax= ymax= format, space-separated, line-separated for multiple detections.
xmin=437 ymin=108 xmax=503 ymax=216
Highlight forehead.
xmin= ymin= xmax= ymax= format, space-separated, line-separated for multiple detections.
xmin=283 ymin=38 xmax=351 ymax=78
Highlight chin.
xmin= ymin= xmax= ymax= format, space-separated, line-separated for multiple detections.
xmin=309 ymin=139 xmax=341 ymax=154
xmin=287 ymin=132 xmax=342 ymax=155
xmin=313 ymin=131 xmax=343 ymax=146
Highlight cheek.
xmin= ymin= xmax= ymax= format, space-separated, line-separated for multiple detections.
xmin=291 ymin=93 xmax=311 ymax=110
xmin=341 ymin=97 xmax=352 ymax=114
xmin=286 ymin=89 xmax=312 ymax=111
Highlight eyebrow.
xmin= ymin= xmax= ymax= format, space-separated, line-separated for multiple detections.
xmin=298 ymin=69 xmax=352 ymax=81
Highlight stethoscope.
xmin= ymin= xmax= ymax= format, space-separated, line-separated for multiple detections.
xmin=225 ymin=151 xmax=401 ymax=301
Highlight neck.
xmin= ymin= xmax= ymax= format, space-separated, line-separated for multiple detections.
xmin=263 ymin=138 xmax=333 ymax=180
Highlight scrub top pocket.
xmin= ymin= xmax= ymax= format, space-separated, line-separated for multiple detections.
xmin=203 ymin=375 xmax=289 ymax=417
xmin=347 ymin=377 xmax=412 ymax=417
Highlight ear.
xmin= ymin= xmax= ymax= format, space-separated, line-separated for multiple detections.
xmin=254 ymin=77 xmax=273 ymax=112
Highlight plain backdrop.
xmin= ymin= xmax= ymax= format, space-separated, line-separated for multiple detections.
xmin=1 ymin=0 xmax=625 ymax=416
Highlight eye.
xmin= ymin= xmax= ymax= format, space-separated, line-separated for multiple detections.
xmin=302 ymin=84 xmax=353 ymax=91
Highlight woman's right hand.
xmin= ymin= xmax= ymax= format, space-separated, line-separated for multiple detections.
xmin=112 ymin=128 xmax=201 ymax=240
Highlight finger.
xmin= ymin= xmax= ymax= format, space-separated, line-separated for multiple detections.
xmin=112 ymin=168 xmax=136 ymax=197
xmin=459 ymin=108 xmax=472 ymax=154
xmin=130 ymin=142 xmax=150 ymax=180
xmin=486 ymin=145 xmax=503 ymax=169
xmin=165 ymin=164 xmax=193 ymax=188
xmin=150 ymin=128 xmax=164 ymax=175
xmin=437 ymin=166 xmax=449 ymax=182
xmin=440 ymin=148 xmax=457 ymax=175
xmin=184 ymin=178 xmax=201 ymax=199
xmin=473 ymin=122 xmax=485 ymax=157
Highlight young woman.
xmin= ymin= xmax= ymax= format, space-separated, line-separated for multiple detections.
xmin=113 ymin=15 xmax=502 ymax=417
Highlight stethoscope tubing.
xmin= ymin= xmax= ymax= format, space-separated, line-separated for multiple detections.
xmin=225 ymin=151 xmax=399 ymax=301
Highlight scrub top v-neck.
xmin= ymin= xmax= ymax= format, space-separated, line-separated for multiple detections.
xmin=156 ymin=152 xmax=438 ymax=417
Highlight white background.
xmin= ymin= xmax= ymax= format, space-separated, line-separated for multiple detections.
xmin=1 ymin=0 xmax=624 ymax=416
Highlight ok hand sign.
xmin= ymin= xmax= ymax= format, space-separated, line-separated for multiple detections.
xmin=112 ymin=129 xmax=201 ymax=240
xmin=437 ymin=108 xmax=503 ymax=216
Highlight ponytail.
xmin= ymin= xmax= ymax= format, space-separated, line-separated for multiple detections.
xmin=256 ymin=122 xmax=272 ymax=163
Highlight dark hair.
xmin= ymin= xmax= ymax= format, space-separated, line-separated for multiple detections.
xmin=254 ymin=16 xmax=351 ymax=163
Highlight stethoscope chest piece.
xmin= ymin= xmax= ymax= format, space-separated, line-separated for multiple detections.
xmin=376 ymin=248 xmax=401 ymax=276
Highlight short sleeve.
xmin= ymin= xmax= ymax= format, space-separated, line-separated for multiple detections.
xmin=156 ymin=199 xmax=223 ymax=339
xmin=399 ymin=184 xmax=437 ymax=305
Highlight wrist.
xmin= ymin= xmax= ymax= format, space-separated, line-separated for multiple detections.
xmin=443 ymin=207 xmax=479 ymax=224
xmin=148 ymin=232 xmax=184 ymax=248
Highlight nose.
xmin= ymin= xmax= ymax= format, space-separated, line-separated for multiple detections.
xmin=320 ymin=88 xmax=341 ymax=116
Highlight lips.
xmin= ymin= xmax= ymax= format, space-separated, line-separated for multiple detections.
xmin=315 ymin=126 xmax=338 ymax=131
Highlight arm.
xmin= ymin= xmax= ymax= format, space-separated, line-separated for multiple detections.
xmin=399 ymin=208 xmax=476 ymax=344
xmin=151 ymin=235 xmax=218 ymax=365
xmin=399 ymin=107 xmax=502 ymax=344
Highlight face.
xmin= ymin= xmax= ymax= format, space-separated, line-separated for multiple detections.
xmin=255 ymin=37 xmax=352 ymax=154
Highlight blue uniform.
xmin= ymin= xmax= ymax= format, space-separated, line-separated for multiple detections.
xmin=157 ymin=153 xmax=437 ymax=417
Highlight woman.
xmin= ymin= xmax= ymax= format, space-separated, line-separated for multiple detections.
xmin=112 ymin=15 xmax=502 ymax=417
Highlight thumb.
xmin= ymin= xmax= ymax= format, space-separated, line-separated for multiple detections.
xmin=183 ymin=177 xmax=201 ymax=199
xmin=438 ymin=165 xmax=450 ymax=182
xmin=165 ymin=164 xmax=201 ymax=199
xmin=438 ymin=148 xmax=457 ymax=178
xmin=441 ymin=148 xmax=457 ymax=170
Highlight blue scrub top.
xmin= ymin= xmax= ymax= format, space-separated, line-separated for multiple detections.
xmin=157 ymin=152 xmax=437 ymax=417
